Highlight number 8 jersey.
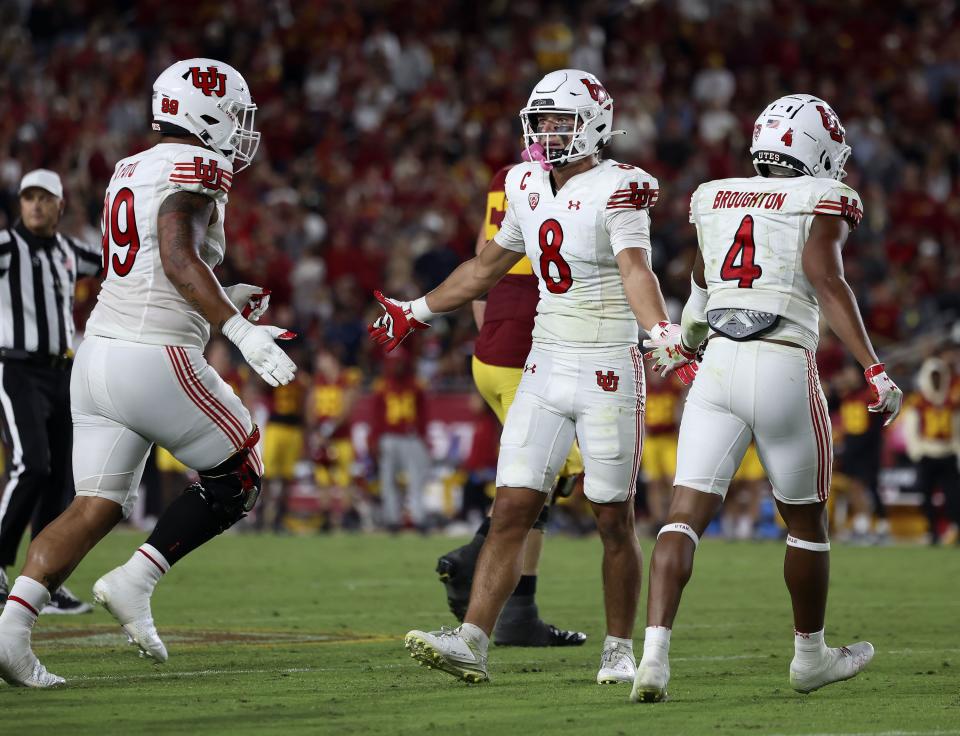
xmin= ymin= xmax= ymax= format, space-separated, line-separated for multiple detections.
xmin=86 ymin=143 xmax=233 ymax=350
xmin=689 ymin=175 xmax=862 ymax=351
xmin=493 ymin=159 xmax=658 ymax=353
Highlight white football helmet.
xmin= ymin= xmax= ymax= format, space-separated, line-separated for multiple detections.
xmin=519 ymin=69 xmax=623 ymax=166
xmin=152 ymin=58 xmax=260 ymax=172
xmin=750 ymin=94 xmax=851 ymax=180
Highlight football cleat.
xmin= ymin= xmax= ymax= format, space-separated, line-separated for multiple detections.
xmin=436 ymin=538 xmax=484 ymax=622
xmin=597 ymin=640 xmax=636 ymax=684
xmin=631 ymin=658 xmax=670 ymax=702
xmin=404 ymin=626 xmax=489 ymax=684
xmin=0 ymin=631 xmax=65 ymax=688
xmin=790 ymin=641 xmax=874 ymax=693
xmin=93 ymin=568 xmax=168 ymax=663
xmin=41 ymin=586 xmax=93 ymax=615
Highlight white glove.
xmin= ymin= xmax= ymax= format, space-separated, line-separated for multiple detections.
xmin=642 ymin=321 xmax=699 ymax=385
xmin=223 ymin=284 xmax=271 ymax=322
xmin=864 ymin=362 xmax=903 ymax=427
xmin=222 ymin=314 xmax=297 ymax=387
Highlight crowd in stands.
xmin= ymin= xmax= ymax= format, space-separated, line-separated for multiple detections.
xmin=1 ymin=0 xmax=958 ymax=539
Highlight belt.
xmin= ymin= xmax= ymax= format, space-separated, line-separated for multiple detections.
xmin=0 ymin=348 xmax=72 ymax=369
xmin=711 ymin=335 xmax=804 ymax=350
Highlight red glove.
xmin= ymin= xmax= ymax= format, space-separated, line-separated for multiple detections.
xmin=368 ymin=291 xmax=430 ymax=353
xmin=642 ymin=321 xmax=699 ymax=386
xmin=864 ymin=363 xmax=903 ymax=427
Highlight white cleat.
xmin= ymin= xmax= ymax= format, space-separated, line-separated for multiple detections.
xmin=92 ymin=568 xmax=168 ymax=664
xmin=597 ymin=641 xmax=636 ymax=684
xmin=631 ymin=658 xmax=670 ymax=702
xmin=0 ymin=632 xmax=65 ymax=688
xmin=790 ymin=641 xmax=875 ymax=693
xmin=404 ymin=626 xmax=488 ymax=683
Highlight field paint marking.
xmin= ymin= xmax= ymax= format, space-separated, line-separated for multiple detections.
xmin=67 ymin=664 xmax=404 ymax=683
xmin=766 ymin=731 xmax=960 ymax=736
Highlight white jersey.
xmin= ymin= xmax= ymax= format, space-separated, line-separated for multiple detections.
xmin=494 ymin=159 xmax=658 ymax=352
xmin=689 ymin=175 xmax=862 ymax=350
xmin=86 ymin=142 xmax=233 ymax=350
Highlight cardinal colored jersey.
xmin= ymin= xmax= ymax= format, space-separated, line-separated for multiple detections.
xmin=689 ymin=175 xmax=863 ymax=351
xmin=311 ymin=369 xmax=361 ymax=439
xmin=474 ymin=165 xmax=539 ymax=368
xmin=86 ymin=142 xmax=233 ymax=350
xmin=644 ymin=378 xmax=682 ymax=435
xmin=905 ymin=393 xmax=958 ymax=443
xmin=494 ymin=159 xmax=657 ymax=352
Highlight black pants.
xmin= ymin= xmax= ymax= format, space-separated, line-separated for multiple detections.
xmin=0 ymin=359 xmax=73 ymax=568
xmin=916 ymin=455 xmax=960 ymax=540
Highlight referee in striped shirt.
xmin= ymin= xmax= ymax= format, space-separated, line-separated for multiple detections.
xmin=0 ymin=169 xmax=101 ymax=614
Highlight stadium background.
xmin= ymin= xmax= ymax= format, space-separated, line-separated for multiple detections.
xmin=1 ymin=0 xmax=958 ymax=539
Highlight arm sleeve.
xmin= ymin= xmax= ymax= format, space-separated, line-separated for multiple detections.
xmin=164 ymin=149 xmax=233 ymax=201
xmin=604 ymin=170 xmax=658 ymax=255
xmin=812 ymin=183 xmax=863 ymax=230
xmin=492 ymin=197 xmax=525 ymax=253
xmin=66 ymin=235 xmax=104 ymax=278
xmin=605 ymin=207 xmax=651 ymax=255
xmin=688 ymin=185 xmax=702 ymax=225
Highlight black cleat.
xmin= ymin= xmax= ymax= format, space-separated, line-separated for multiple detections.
xmin=41 ymin=585 xmax=93 ymax=615
xmin=494 ymin=595 xmax=587 ymax=647
xmin=495 ymin=618 xmax=587 ymax=647
xmin=436 ymin=536 xmax=485 ymax=622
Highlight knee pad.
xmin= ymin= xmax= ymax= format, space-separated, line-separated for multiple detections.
xmin=192 ymin=427 xmax=262 ymax=531
xmin=657 ymin=522 xmax=700 ymax=549
xmin=532 ymin=505 xmax=550 ymax=531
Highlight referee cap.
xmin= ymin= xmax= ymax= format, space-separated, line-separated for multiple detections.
xmin=19 ymin=169 xmax=64 ymax=199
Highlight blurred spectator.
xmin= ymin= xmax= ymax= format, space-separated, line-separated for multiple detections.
xmin=370 ymin=348 xmax=430 ymax=532
xmin=903 ymin=357 xmax=960 ymax=544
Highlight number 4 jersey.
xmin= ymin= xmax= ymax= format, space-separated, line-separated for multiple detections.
xmin=86 ymin=143 xmax=233 ymax=349
xmin=493 ymin=159 xmax=659 ymax=353
xmin=689 ymin=175 xmax=862 ymax=351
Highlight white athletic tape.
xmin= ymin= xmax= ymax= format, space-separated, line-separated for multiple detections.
xmin=657 ymin=522 xmax=700 ymax=549
xmin=786 ymin=535 xmax=831 ymax=552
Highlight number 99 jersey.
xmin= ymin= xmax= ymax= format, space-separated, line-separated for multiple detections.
xmin=493 ymin=159 xmax=658 ymax=353
xmin=689 ymin=175 xmax=862 ymax=351
xmin=86 ymin=143 xmax=233 ymax=350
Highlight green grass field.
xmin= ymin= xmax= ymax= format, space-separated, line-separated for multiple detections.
xmin=1 ymin=529 xmax=958 ymax=735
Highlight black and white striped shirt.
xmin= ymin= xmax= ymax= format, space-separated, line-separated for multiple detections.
xmin=0 ymin=221 xmax=101 ymax=357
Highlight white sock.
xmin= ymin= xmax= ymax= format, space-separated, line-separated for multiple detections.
xmin=642 ymin=626 xmax=672 ymax=662
xmin=604 ymin=634 xmax=634 ymax=652
xmin=459 ymin=623 xmax=489 ymax=651
xmin=794 ymin=628 xmax=828 ymax=667
xmin=0 ymin=577 xmax=51 ymax=633
xmin=852 ymin=514 xmax=871 ymax=535
xmin=121 ymin=545 xmax=170 ymax=593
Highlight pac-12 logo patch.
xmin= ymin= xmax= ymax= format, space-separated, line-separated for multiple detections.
xmin=529 ymin=193 xmax=540 ymax=210
xmin=596 ymin=370 xmax=619 ymax=392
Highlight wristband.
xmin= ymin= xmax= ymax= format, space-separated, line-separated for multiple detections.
xmin=864 ymin=363 xmax=886 ymax=380
xmin=410 ymin=296 xmax=442 ymax=323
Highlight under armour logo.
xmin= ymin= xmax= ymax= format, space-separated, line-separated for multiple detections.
xmin=523 ymin=364 xmax=537 ymax=374
xmin=185 ymin=65 xmax=227 ymax=97
xmin=595 ymin=370 xmax=619 ymax=392
xmin=568 ymin=200 xmax=581 ymax=210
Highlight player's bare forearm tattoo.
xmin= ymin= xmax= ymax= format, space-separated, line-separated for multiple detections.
xmin=157 ymin=191 xmax=218 ymax=323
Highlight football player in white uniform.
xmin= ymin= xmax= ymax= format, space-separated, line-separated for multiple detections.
xmin=0 ymin=58 xmax=297 ymax=687
xmin=370 ymin=70 xmax=676 ymax=685
xmin=632 ymin=95 xmax=904 ymax=703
